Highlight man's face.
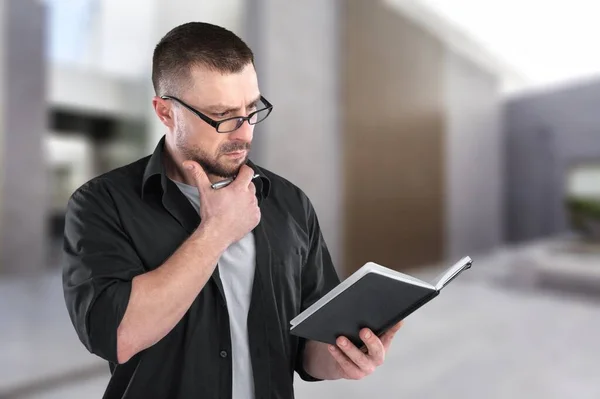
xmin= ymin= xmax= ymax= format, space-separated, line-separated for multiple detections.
xmin=168 ymin=63 xmax=260 ymax=178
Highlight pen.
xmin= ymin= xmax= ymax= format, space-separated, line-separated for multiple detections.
xmin=211 ymin=174 xmax=260 ymax=190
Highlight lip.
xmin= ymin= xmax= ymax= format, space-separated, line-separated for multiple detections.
xmin=224 ymin=150 xmax=246 ymax=157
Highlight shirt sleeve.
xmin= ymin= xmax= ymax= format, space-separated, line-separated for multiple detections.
xmin=294 ymin=193 xmax=341 ymax=381
xmin=62 ymin=179 xmax=144 ymax=364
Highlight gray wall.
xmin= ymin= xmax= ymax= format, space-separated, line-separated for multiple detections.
xmin=444 ymin=49 xmax=504 ymax=260
xmin=505 ymin=78 xmax=600 ymax=243
xmin=249 ymin=0 xmax=343 ymax=270
xmin=0 ymin=0 xmax=47 ymax=274
xmin=0 ymin=1 xmax=5 ymax=241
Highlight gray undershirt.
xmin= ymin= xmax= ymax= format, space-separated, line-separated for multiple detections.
xmin=172 ymin=180 xmax=256 ymax=399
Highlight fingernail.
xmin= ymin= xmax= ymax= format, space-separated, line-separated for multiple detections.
xmin=329 ymin=345 xmax=336 ymax=352
xmin=185 ymin=164 xmax=193 ymax=170
xmin=339 ymin=338 xmax=347 ymax=347
xmin=364 ymin=331 xmax=372 ymax=339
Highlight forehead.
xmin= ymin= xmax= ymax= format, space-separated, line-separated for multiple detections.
xmin=186 ymin=63 xmax=259 ymax=105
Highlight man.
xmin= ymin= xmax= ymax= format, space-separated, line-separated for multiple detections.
xmin=62 ymin=22 xmax=402 ymax=399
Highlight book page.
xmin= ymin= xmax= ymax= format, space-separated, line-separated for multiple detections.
xmin=368 ymin=265 xmax=435 ymax=290
xmin=433 ymin=256 xmax=473 ymax=291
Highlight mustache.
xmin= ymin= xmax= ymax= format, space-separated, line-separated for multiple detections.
xmin=220 ymin=141 xmax=251 ymax=154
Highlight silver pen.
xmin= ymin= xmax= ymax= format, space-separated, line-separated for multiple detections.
xmin=211 ymin=174 xmax=260 ymax=190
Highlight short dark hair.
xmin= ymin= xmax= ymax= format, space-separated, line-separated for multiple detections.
xmin=152 ymin=22 xmax=254 ymax=96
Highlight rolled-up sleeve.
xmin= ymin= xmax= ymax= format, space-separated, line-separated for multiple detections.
xmin=294 ymin=193 xmax=341 ymax=381
xmin=62 ymin=179 xmax=144 ymax=363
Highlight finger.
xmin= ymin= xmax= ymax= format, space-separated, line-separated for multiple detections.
xmin=232 ymin=165 xmax=255 ymax=188
xmin=249 ymin=181 xmax=257 ymax=196
xmin=336 ymin=336 xmax=375 ymax=374
xmin=360 ymin=328 xmax=385 ymax=366
xmin=183 ymin=161 xmax=210 ymax=189
xmin=380 ymin=321 xmax=402 ymax=351
xmin=327 ymin=344 xmax=364 ymax=380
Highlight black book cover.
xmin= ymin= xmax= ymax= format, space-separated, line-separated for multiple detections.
xmin=290 ymin=272 xmax=439 ymax=348
xmin=290 ymin=256 xmax=472 ymax=348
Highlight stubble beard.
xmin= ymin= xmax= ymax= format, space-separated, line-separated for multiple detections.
xmin=176 ymin=132 xmax=251 ymax=179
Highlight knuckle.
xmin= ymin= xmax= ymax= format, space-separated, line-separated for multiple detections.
xmin=372 ymin=346 xmax=384 ymax=360
xmin=357 ymin=355 xmax=370 ymax=369
xmin=341 ymin=359 xmax=353 ymax=370
xmin=351 ymin=357 xmax=365 ymax=369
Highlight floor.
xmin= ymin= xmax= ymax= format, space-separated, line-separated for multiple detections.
xmin=1 ymin=243 xmax=600 ymax=399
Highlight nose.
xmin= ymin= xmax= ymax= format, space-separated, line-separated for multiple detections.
xmin=228 ymin=119 xmax=254 ymax=142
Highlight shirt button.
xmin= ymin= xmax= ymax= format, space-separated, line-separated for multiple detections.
xmin=220 ymin=350 xmax=228 ymax=358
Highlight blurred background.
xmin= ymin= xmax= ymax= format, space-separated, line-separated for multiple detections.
xmin=1 ymin=0 xmax=600 ymax=397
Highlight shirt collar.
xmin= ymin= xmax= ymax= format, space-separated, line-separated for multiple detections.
xmin=142 ymin=135 xmax=271 ymax=200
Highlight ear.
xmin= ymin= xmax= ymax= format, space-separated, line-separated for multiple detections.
xmin=152 ymin=96 xmax=175 ymax=128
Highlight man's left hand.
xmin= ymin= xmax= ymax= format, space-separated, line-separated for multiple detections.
xmin=327 ymin=321 xmax=402 ymax=380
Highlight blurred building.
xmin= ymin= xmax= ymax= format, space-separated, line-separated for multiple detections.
xmin=0 ymin=0 xmax=508 ymax=276
xmin=2 ymin=1 xmax=600 ymax=398
xmin=1 ymin=0 xmax=600 ymax=276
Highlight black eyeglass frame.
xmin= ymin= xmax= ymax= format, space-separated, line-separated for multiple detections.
xmin=160 ymin=95 xmax=273 ymax=133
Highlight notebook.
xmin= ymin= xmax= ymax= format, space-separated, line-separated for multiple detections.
xmin=289 ymin=256 xmax=473 ymax=347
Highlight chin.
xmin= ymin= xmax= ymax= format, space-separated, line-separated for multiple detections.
xmin=215 ymin=163 xmax=243 ymax=179
xmin=225 ymin=156 xmax=248 ymax=170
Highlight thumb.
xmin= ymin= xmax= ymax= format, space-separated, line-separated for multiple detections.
xmin=182 ymin=161 xmax=210 ymax=189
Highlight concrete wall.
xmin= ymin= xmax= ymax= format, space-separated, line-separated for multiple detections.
xmin=444 ymin=49 xmax=504 ymax=260
xmin=0 ymin=1 xmax=5 ymax=261
xmin=250 ymin=0 xmax=343 ymax=271
xmin=505 ymin=79 xmax=600 ymax=243
xmin=0 ymin=0 xmax=47 ymax=274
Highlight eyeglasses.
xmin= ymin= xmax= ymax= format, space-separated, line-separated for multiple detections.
xmin=160 ymin=95 xmax=273 ymax=133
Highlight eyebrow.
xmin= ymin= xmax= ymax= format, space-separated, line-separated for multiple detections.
xmin=204 ymin=94 xmax=262 ymax=114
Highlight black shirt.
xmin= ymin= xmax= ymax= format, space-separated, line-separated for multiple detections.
xmin=62 ymin=136 xmax=340 ymax=399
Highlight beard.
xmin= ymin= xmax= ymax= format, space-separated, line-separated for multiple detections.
xmin=176 ymin=134 xmax=251 ymax=179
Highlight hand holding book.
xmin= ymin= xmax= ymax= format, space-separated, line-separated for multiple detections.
xmin=303 ymin=321 xmax=404 ymax=380
xmin=329 ymin=321 xmax=403 ymax=379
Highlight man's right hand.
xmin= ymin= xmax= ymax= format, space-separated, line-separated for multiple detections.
xmin=183 ymin=161 xmax=261 ymax=246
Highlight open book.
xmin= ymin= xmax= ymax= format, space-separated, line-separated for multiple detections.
xmin=290 ymin=256 xmax=473 ymax=347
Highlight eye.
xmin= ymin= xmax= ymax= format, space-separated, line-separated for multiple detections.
xmin=214 ymin=111 xmax=230 ymax=119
